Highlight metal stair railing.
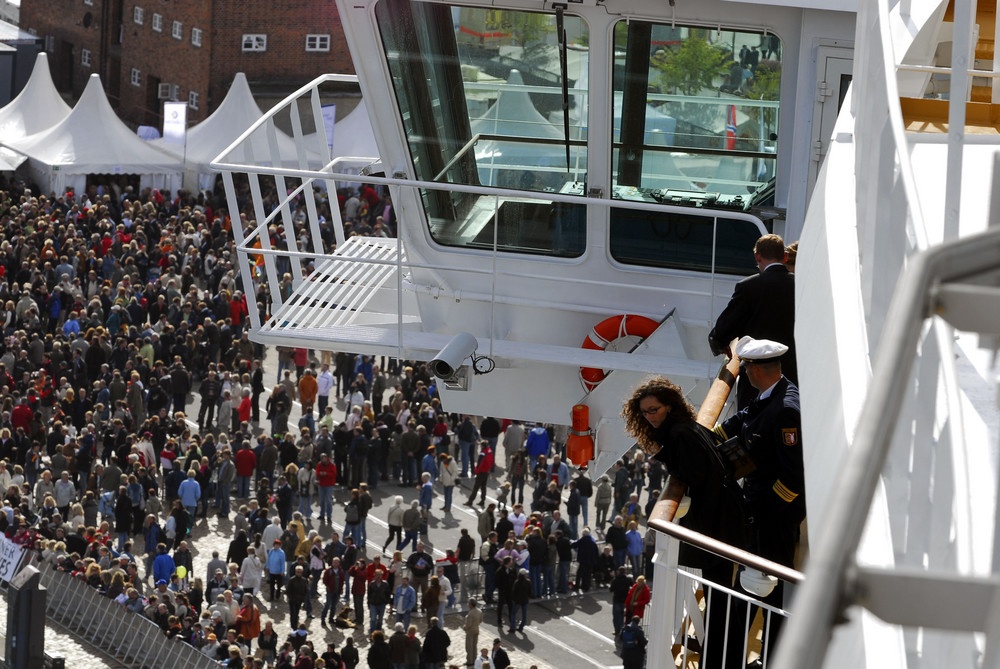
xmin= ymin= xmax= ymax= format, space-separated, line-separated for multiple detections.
xmin=772 ymin=224 xmax=1000 ymax=669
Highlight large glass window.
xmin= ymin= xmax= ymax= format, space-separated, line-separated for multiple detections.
xmin=376 ymin=0 xmax=587 ymax=257
xmin=611 ymin=22 xmax=780 ymax=206
xmin=610 ymin=208 xmax=762 ymax=275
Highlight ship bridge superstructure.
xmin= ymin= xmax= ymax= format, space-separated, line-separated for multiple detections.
xmin=213 ymin=0 xmax=856 ymax=471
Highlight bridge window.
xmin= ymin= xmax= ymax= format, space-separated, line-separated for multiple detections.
xmin=611 ymin=22 xmax=781 ymax=207
xmin=376 ymin=0 xmax=588 ymax=257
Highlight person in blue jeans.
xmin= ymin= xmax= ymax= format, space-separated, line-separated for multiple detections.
xmin=393 ymin=577 xmax=416 ymax=629
xmin=398 ymin=501 xmax=422 ymax=552
xmin=606 ymin=515 xmax=629 ymax=568
xmin=178 ymin=469 xmax=201 ymax=519
xmin=509 ymin=569 xmax=532 ymax=632
xmin=625 ymin=520 xmax=645 ymax=577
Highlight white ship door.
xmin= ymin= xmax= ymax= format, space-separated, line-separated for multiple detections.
xmin=808 ymin=45 xmax=853 ymax=199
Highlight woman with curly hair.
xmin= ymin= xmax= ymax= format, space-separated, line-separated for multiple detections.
xmin=622 ymin=376 xmax=746 ymax=669
xmin=621 ymin=377 xmax=745 ymax=551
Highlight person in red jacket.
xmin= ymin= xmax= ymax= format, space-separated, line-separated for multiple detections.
xmin=624 ymin=575 xmax=651 ymax=620
xmin=466 ymin=441 xmax=494 ymax=507
xmin=11 ymin=397 xmax=32 ymax=433
xmin=315 ymin=453 xmax=338 ymax=523
xmin=348 ymin=557 xmax=369 ymax=626
xmin=237 ymin=390 xmax=252 ymax=428
xmin=234 ymin=443 xmax=257 ymax=499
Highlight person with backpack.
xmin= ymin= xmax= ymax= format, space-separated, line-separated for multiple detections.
xmin=620 ymin=616 xmax=647 ymax=669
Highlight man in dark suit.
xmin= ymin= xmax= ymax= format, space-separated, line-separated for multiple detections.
xmin=491 ymin=638 xmax=511 ymax=669
xmin=708 ymin=233 xmax=795 ymax=409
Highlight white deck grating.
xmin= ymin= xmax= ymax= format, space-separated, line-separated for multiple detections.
xmin=260 ymin=236 xmax=405 ymax=333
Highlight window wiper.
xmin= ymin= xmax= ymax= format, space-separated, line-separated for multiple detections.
xmin=555 ymin=4 xmax=571 ymax=172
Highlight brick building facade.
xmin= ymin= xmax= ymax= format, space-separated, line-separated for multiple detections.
xmin=19 ymin=0 xmax=355 ymax=128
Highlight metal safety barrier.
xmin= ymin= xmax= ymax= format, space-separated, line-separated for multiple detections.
xmin=647 ymin=503 xmax=804 ymax=668
xmin=37 ymin=568 xmax=219 ymax=669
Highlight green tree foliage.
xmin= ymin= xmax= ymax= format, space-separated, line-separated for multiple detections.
xmin=652 ymin=34 xmax=729 ymax=96
xmin=744 ymin=61 xmax=781 ymax=129
xmin=505 ymin=11 xmax=554 ymax=54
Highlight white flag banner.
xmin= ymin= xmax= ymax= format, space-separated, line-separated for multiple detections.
xmin=163 ymin=101 xmax=188 ymax=145
xmin=322 ymin=104 xmax=336 ymax=148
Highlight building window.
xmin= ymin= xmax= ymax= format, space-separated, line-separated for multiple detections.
xmin=188 ymin=91 xmax=199 ymax=110
xmin=305 ymin=34 xmax=330 ymax=52
xmin=191 ymin=27 xmax=202 ymax=47
xmin=130 ymin=68 xmax=141 ymax=87
xmin=172 ymin=20 xmax=182 ymax=39
xmin=242 ymin=34 xmax=267 ymax=52
xmin=84 ymin=0 xmax=93 ymax=5
xmin=133 ymin=6 xmax=144 ymax=24
xmin=152 ymin=14 xmax=162 ymax=32
xmin=81 ymin=49 xmax=90 ymax=67
xmin=44 ymin=35 xmax=54 ymax=52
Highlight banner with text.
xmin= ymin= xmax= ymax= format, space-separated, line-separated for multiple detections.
xmin=0 ymin=534 xmax=24 ymax=582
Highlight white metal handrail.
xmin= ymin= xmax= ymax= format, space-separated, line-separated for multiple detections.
xmin=773 ymin=225 xmax=1000 ymax=669
xmin=647 ymin=502 xmax=804 ymax=669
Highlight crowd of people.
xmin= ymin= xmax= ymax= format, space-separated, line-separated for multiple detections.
xmin=0 ymin=160 xmax=800 ymax=669
xmin=0 ymin=177 xmax=666 ymax=668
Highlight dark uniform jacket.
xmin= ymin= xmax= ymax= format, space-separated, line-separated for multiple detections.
xmin=708 ymin=263 xmax=796 ymax=407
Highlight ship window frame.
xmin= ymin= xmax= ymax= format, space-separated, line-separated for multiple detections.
xmin=374 ymin=0 xmax=589 ymax=259
xmin=609 ymin=19 xmax=782 ymax=275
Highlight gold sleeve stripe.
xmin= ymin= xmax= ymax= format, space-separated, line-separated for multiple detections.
xmin=773 ymin=480 xmax=798 ymax=503
xmin=712 ymin=425 xmax=727 ymax=440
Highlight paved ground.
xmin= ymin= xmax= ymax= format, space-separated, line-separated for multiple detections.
xmin=0 ymin=589 xmax=128 ymax=667
xmin=34 ymin=348 xmax=631 ymax=668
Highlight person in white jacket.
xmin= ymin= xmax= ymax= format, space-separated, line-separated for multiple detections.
xmin=383 ymin=496 xmax=405 ymax=553
xmin=239 ymin=546 xmax=263 ymax=595
xmin=434 ymin=564 xmax=453 ymax=622
xmin=438 ymin=454 xmax=459 ymax=512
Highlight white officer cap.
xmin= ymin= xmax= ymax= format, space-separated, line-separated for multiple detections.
xmin=734 ymin=336 xmax=788 ymax=361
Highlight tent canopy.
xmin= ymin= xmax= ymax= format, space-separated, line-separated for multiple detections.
xmin=0 ymin=52 xmax=70 ymax=142
xmin=1 ymin=74 xmax=181 ymax=194
xmin=329 ymin=99 xmax=379 ymax=171
xmin=153 ymin=72 xmax=325 ymax=189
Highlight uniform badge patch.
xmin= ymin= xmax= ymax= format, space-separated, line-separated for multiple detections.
xmin=782 ymin=428 xmax=798 ymax=446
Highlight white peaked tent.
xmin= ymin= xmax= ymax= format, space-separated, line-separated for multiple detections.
xmin=471 ymin=69 xmax=569 ymax=189
xmin=0 ymin=53 xmax=70 ymax=172
xmin=152 ymin=72 xmax=326 ymax=190
xmin=2 ymin=74 xmax=182 ymax=195
xmin=329 ymin=99 xmax=379 ymax=171
xmin=0 ymin=52 xmax=70 ymax=141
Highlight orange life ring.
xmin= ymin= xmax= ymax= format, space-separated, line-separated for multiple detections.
xmin=579 ymin=314 xmax=659 ymax=392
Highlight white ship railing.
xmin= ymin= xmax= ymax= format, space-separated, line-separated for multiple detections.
xmin=210 ymin=75 xmax=767 ymax=368
xmin=777 ymin=0 xmax=1000 ymax=666
xmin=647 ymin=504 xmax=804 ymax=668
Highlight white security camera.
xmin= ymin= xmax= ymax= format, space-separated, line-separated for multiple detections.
xmin=430 ymin=332 xmax=478 ymax=379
